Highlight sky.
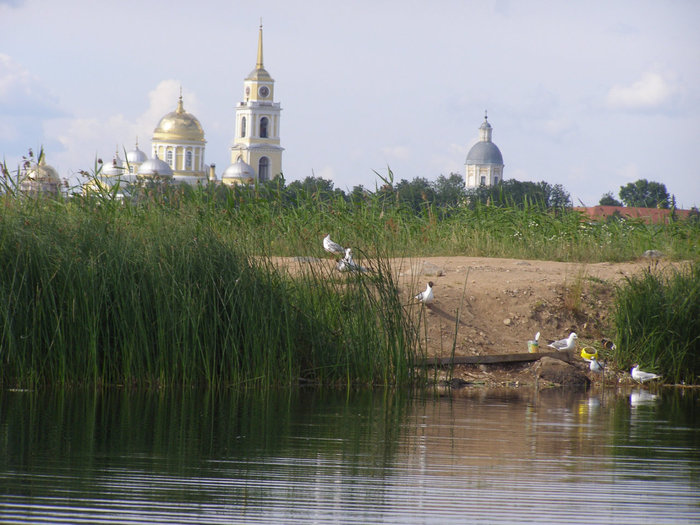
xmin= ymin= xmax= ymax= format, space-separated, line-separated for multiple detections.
xmin=1 ymin=0 xmax=699 ymax=208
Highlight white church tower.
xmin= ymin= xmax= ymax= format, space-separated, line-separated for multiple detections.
xmin=227 ymin=24 xmax=283 ymax=184
xmin=465 ymin=112 xmax=504 ymax=188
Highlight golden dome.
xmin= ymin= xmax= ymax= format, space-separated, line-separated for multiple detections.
xmin=24 ymin=156 xmax=61 ymax=183
xmin=246 ymin=66 xmax=272 ymax=82
xmin=20 ymin=154 xmax=61 ymax=195
xmin=152 ymin=95 xmax=205 ymax=143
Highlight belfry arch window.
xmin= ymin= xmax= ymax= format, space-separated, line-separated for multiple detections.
xmin=258 ymin=157 xmax=269 ymax=182
xmin=260 ymin=117 xmax=269 ymax=138
xmin=185 ymin=150 xmax=193 ymax=170
xmin=241 ymin=117 xmax=247 ymax=138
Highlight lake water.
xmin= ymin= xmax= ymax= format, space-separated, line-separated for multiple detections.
xmin=0 ymin=386 xmax=698 ymax=524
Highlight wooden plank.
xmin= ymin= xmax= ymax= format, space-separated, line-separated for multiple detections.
xmin=419 ymin=350 xmax=575 ymax=367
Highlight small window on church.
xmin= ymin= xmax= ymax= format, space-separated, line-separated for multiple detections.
xmin=480 ymin=176 xmax=486 ymax=186
xmin=166 ymin=150 xmax=173 ymax=167
xmin=494 ymin=176 xmax=499 ymax=184
xmin=260 ymin=117 xmax=269 ymax=138
xmin=185 ymin=151 xmax=192 ymax=170
xmin=241 ymin=117 xmax=247 ymax=138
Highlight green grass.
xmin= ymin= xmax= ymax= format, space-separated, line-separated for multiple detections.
xmin=206 ymin=183 xmax=699 ymax=262
xmin=0 ymin=195 xmax=425 ymax=388
xmin=612 ymin=262 xmax=700 ymax=384
xmin=0 ymin=175 xmax=698 ymax=387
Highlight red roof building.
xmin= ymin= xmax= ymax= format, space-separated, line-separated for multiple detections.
xmin=573 ymin=205 xmax=694 ymax=224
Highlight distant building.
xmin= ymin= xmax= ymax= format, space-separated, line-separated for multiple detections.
xmin=19 ymin=152 xmax=61 ymax=196
xmin=224 ymin=23 xmax=284 ymax=185
xmin=86 ymin=24 xmax=282 ymax=193
xmin=151 ymin=94 xmax=207 ymax=184
xmin=465 ymin=112 xmax=504 ymax=188
xmin=574 ymin=205 xmax=693 ymax=224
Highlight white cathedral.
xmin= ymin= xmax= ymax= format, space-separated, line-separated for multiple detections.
xmin=84 ymin=24 xmax=283 ymax=193
xmin=464 ymin=112 xmax=504 ymax=188
xmin=19 ymin=28 xmax=509 ymax=196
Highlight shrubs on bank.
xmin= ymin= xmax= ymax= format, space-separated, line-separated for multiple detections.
xmin=613 ymin=263 xmax=699 ymax=385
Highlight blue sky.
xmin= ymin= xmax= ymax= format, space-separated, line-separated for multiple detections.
xmin=1 ymin=0 xmax=699 ymax=207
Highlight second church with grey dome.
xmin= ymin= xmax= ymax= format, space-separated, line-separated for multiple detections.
xmin=465 ymin=112 xmax=504 ymax=188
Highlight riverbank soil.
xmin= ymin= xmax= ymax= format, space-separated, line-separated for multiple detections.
xmin=277 ymin=255 xmax=683 ymax=387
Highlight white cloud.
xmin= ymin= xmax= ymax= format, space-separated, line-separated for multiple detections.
xmin=138 ymin=80 xmax=201 ymax=135
xmin=541 ymin=118 xmax=577 ymax=140
xmin=313 ymin=165 xmax=336 ymax=182
xmin=606 ymin=72 xmax=675 ymax=111
xmin=614 ymin=163 xmax=640 ymax=183
xmin=380 ymin=145 xmax=411 ymax=162
xmin=0 ymin=53 xmax=61 ymax=117
xmin=41 ymin=80 xmax=197 ymax=180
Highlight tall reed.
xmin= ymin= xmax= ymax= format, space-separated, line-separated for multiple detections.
xmin=612 ymin=262 xmax=699 ymax=384
xmin=0 ymin=194 xmax=422 ymax=388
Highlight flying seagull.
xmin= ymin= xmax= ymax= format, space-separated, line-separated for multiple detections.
xmin=631 ymin=364 xmax=661 ymax=383
xmin=415 ymin=281 xmax=435 ymax=305
xmin=323 ymin=234 xmax=345 ymax=255
xmin=547 ymin=332 xmax=578 ymax=351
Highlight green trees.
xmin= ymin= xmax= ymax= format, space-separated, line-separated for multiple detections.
xmin=618 ymin=179 xmax=670 ymax=208
xmin=465 ymin=179 xmax=571 ymax=209
xmin=599 ymin=192 xmax=622 ymax=206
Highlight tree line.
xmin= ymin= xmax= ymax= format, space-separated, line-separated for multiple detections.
xmin=225 ymin=171 xmax=678 ymax=213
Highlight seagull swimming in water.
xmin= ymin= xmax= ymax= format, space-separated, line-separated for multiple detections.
xmin=547 ymin=332 xmax=578 ymax=351
xmin=415 ymin=281 xmax=434 ymax=305
xmin=323 ymin=234 xmax=345 ymax=256
xmin=631 ymin=364 xmax=661 ymax=383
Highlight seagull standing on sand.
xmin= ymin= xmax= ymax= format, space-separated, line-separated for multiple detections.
xmin=589 ymin=357 xmax=604 ymax=373
xmin=631 ymin=364 xmax=661 ymax=383
xmin=415 ymin=281 xmax=435 ymax=305
xmin=337 ymin=247 xmax=368 ymax=273
xmin=547 ymin=332 xmax=578 ymax=351
xmin=323 ymin=234 xmax=345 ymax=256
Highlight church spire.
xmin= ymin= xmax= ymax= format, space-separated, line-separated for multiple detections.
xmin=176 ymin=88 xmax=184 ymax=114
xmin=256 ymin=21 xmax=264 ymax=70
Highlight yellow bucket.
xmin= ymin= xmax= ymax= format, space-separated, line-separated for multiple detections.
xmin=527 ymin=340 xmax=539 ymax=353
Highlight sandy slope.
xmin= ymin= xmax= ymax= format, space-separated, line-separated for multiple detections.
xmin=277 ymin=255 xmax=678 ymax=361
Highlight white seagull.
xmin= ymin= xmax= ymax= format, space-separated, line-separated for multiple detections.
xmin=336 ymin=247 xmax=368 ymax=273
xmin=415 ymin=281 xmax=435 ymax=305
xmin=547 ymin=332 xmax=578 ymax=351
xmin=323 ymin=234 xmax=345 ymax=255
xmin=631 ymin=364 xmax=661 ymax=383
xmin=589 ymin=356 xmax=604 ymax=373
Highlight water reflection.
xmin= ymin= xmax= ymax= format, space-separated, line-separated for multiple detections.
xmin=0 ymin=387 xmax=698 ymax=524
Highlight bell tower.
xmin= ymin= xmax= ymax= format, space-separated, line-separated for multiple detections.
xmin=230 ymin=23 xmax=283 ymax=182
